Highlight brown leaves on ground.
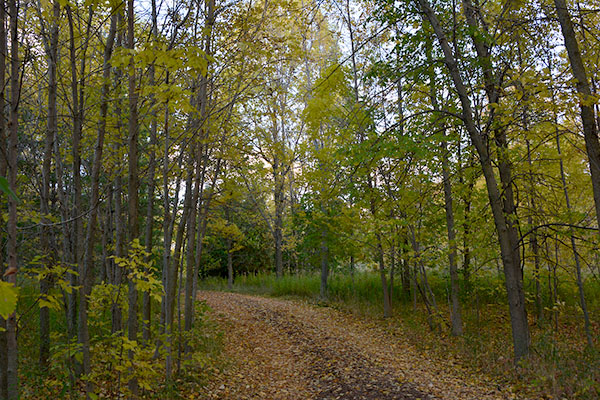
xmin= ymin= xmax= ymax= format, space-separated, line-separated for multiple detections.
xmin=199 ymin=291 xmax=518 ymax=400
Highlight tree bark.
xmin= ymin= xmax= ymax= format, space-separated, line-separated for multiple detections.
xmin=548 ymin=58 xmax=594 ymax=346
xmin=0 ymin=0 xmax=9 ymax=391
xmin=226 ymin=205 xmax=234 ymax=289
xmin=185 ymin=0 xmax=216 ymax=347
xmin=127 ymin=0 xmax=139 ymax=394
xmin=554 ymin=0 xmax=600 ymax=241
xmin=78 ymin=12 xmax=116 ymax=397
xmin=319 ymin=227 xmax=329 ymax=300
xmin=0 ymin=0 xmax=5 ymax=180
xmin=441 ymin=139 xmax=463 ymax=336
xmin=425 ymin=36 xmax=462 ymax=334
xmin=39 ymin=0 xmax=60 ymax=369
xmin=5 ymin=0 xmax=19 ymax=395
xmin=66 ymin=3 xmax=81 ymax=344
xmin=161 ymin=82 xmax=174 ymax=379
xmin=142 ymin=0 xmax=159 ymax=345
xmin=416 ymin=0 xmax=530 ymax=361
xmin=273 ymin=157 xmax=284 ymax=277
xmin=184 ymin=141 xmax=199 ymax=353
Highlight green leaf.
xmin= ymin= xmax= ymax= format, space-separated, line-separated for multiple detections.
xmin=0 ymin=281 xmax=18 ymax=319
xmin=0 ymin=176 xmax=18 ymax=202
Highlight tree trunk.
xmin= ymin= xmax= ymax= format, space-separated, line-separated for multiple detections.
xmin=441 ymin=140 xmax=463 ymax=336
xmin=66 ymin=4 xmax=80 ymax=345
xmin=320 ymin=228 xmax=329 ymax=300
xmin=549 ymin=73 xmax=594 ymax=346
xmin=78 ymin=12 xmax=116 ymax=396
xmin=400 ymin=238 xmax=411 ymax=298
xmin=39 ymin=0 xmax=60 ymax=369
xmin=457 ymin=142 xmax=474 ymax=293
xmin=5 ymin=0 xmax=19 ymax=395
xmin=126 ymin=0 xmax=139 ymax=394
xmin=0 ymin=0 xmax=4 ymax=180
xmin=186 ymin=0 xmax=216 ymax=344
xmin=227 ymin=237 xmax=234 ymax=290
xmin=376 ymin=231 xmax=392 ymax=318
xmin=417 ymin=0 xmax=530 ymax=362
xmin=274 ymin=160 xmax=284 ymax=278
xmin=409 ymin=228 xmax=438 ymax=315
xmin=184 ymin=142 xmax=199 ymax=354
xmin=142 ymin=0 xmax=159 ymax=347
xmin=0 ymin=1 xmax=6 ymax=390
xmin=526 ymin=139 xmax=542 ymax=324
xmin=225 ymin=205 xmax=234 ymax=290
xmin=389 ymin=238 xmax=395 ymax=309
xmin=425 ymin=37 xmax=462 ymax=335
xmin=161 ymin=81 xmax=174 ymax=379
xmin=554 ymin=0 xmax=600 ymax=241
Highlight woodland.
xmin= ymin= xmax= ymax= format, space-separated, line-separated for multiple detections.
xmin=0 ymin=0 xmax=599 ymax=397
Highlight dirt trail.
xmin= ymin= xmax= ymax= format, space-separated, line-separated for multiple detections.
xmin=199 ymin=291 xmax=516 ymax=400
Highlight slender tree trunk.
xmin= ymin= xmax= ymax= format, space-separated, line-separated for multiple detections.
xmin=225 ymin=205 xmax=234 ymax=289
xmin=5 ymin=0 xmax=19 ymax=395
xmin=516 ymin=42 xmax=543 ymax=325
xmin=376 ymin=232 xmax=392 ymax=318
xmin=457 ymin=141 xmax=473 ymax=293
xmin=553 ymin=240 xmax=559 ymax=332
xmin=389 ymin=237 xmax=395 ymax=308
xmin=185 ymin=0 xmax=216 ymax=345
xmin=0 ymin=26 xmax=6 ymax=397
xmin=526 ymin=138 xmax=542 ymax=324
xmin=554 ymin=0 xmax=600 ymax=240
xmin=400 ymin=238 xmax=411 ymax=298
xmin=103 ymin=189 xmax=114 ymax=285
xmin=550 ymin=79 xmax=594 ymax=346
xmin=320 ymin=227 xmax=329 ymax=300
xmin=66 ymin=4 xmax=80 ymax=344
xmin=417 ymin=0 xmax=530 ymax=361
xmin=126 ymin=0 xmax=139 ymax=393
xmin=113 ymin=178 xmax=125 ymax=333
xmin=54 ymin=119 xmax=75 ymax=384
xmin=142 ymin=0 xmax=159 ymax=346
xmin=78 ymin=12 xmax=116 ymax=397
xmin=441 ymin=140 xmax=463 ymax=336
xmin=161 ymin=82 xmax=174 ymax=379
xmin=274 ymin=160 xmax=284 ymax=278
xmin=184 ymin=142 xmax=199 ymax=354
xmin=168 ymin=161 xmax=193 ymax=329
xmin=409 ymin=228 xmax=438 ymax=313
xmin=368 ymin=174 xmax=391 ymax=317
xmin=425 ymin=39 xmax=462 ymax=334
xmin=227 ymin=237 xmax=234 ymax=289
xmin=552 ymin=0 xmax=596 ymax=347
xmin=193 ymin=158 xmax=222 ymax=309
xmin=39 ymin=0 xmax=60 ymax=369
xmin=0 ymin=0 xmax=5 ymax=181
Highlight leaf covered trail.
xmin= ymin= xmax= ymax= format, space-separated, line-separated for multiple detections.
xmin=200 ymin=291 xmax=516 ymax=400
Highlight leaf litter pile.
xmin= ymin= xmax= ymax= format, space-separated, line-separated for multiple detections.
xmin=199 ymin=291 xmax=518 ymax=399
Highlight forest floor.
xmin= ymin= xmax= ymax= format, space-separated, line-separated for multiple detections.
xmin=198 ymin=291 xmax=521 ymax=400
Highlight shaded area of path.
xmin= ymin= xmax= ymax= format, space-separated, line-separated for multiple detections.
xmin=199 ymin=291 xmax=515 ymax=400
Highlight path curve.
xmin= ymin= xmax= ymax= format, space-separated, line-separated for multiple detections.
xmin=199 ymin=291 xmax=516 ymax=400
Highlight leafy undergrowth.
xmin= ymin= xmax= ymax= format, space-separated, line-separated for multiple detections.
xmin=19 ymin=300 xmax=226 ymax=399
xmin=200 ymin=272 xmax=600 ymax=399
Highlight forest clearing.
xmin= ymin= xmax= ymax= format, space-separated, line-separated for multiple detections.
xmin=1 ymin=0 xmax=600 ymax=398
